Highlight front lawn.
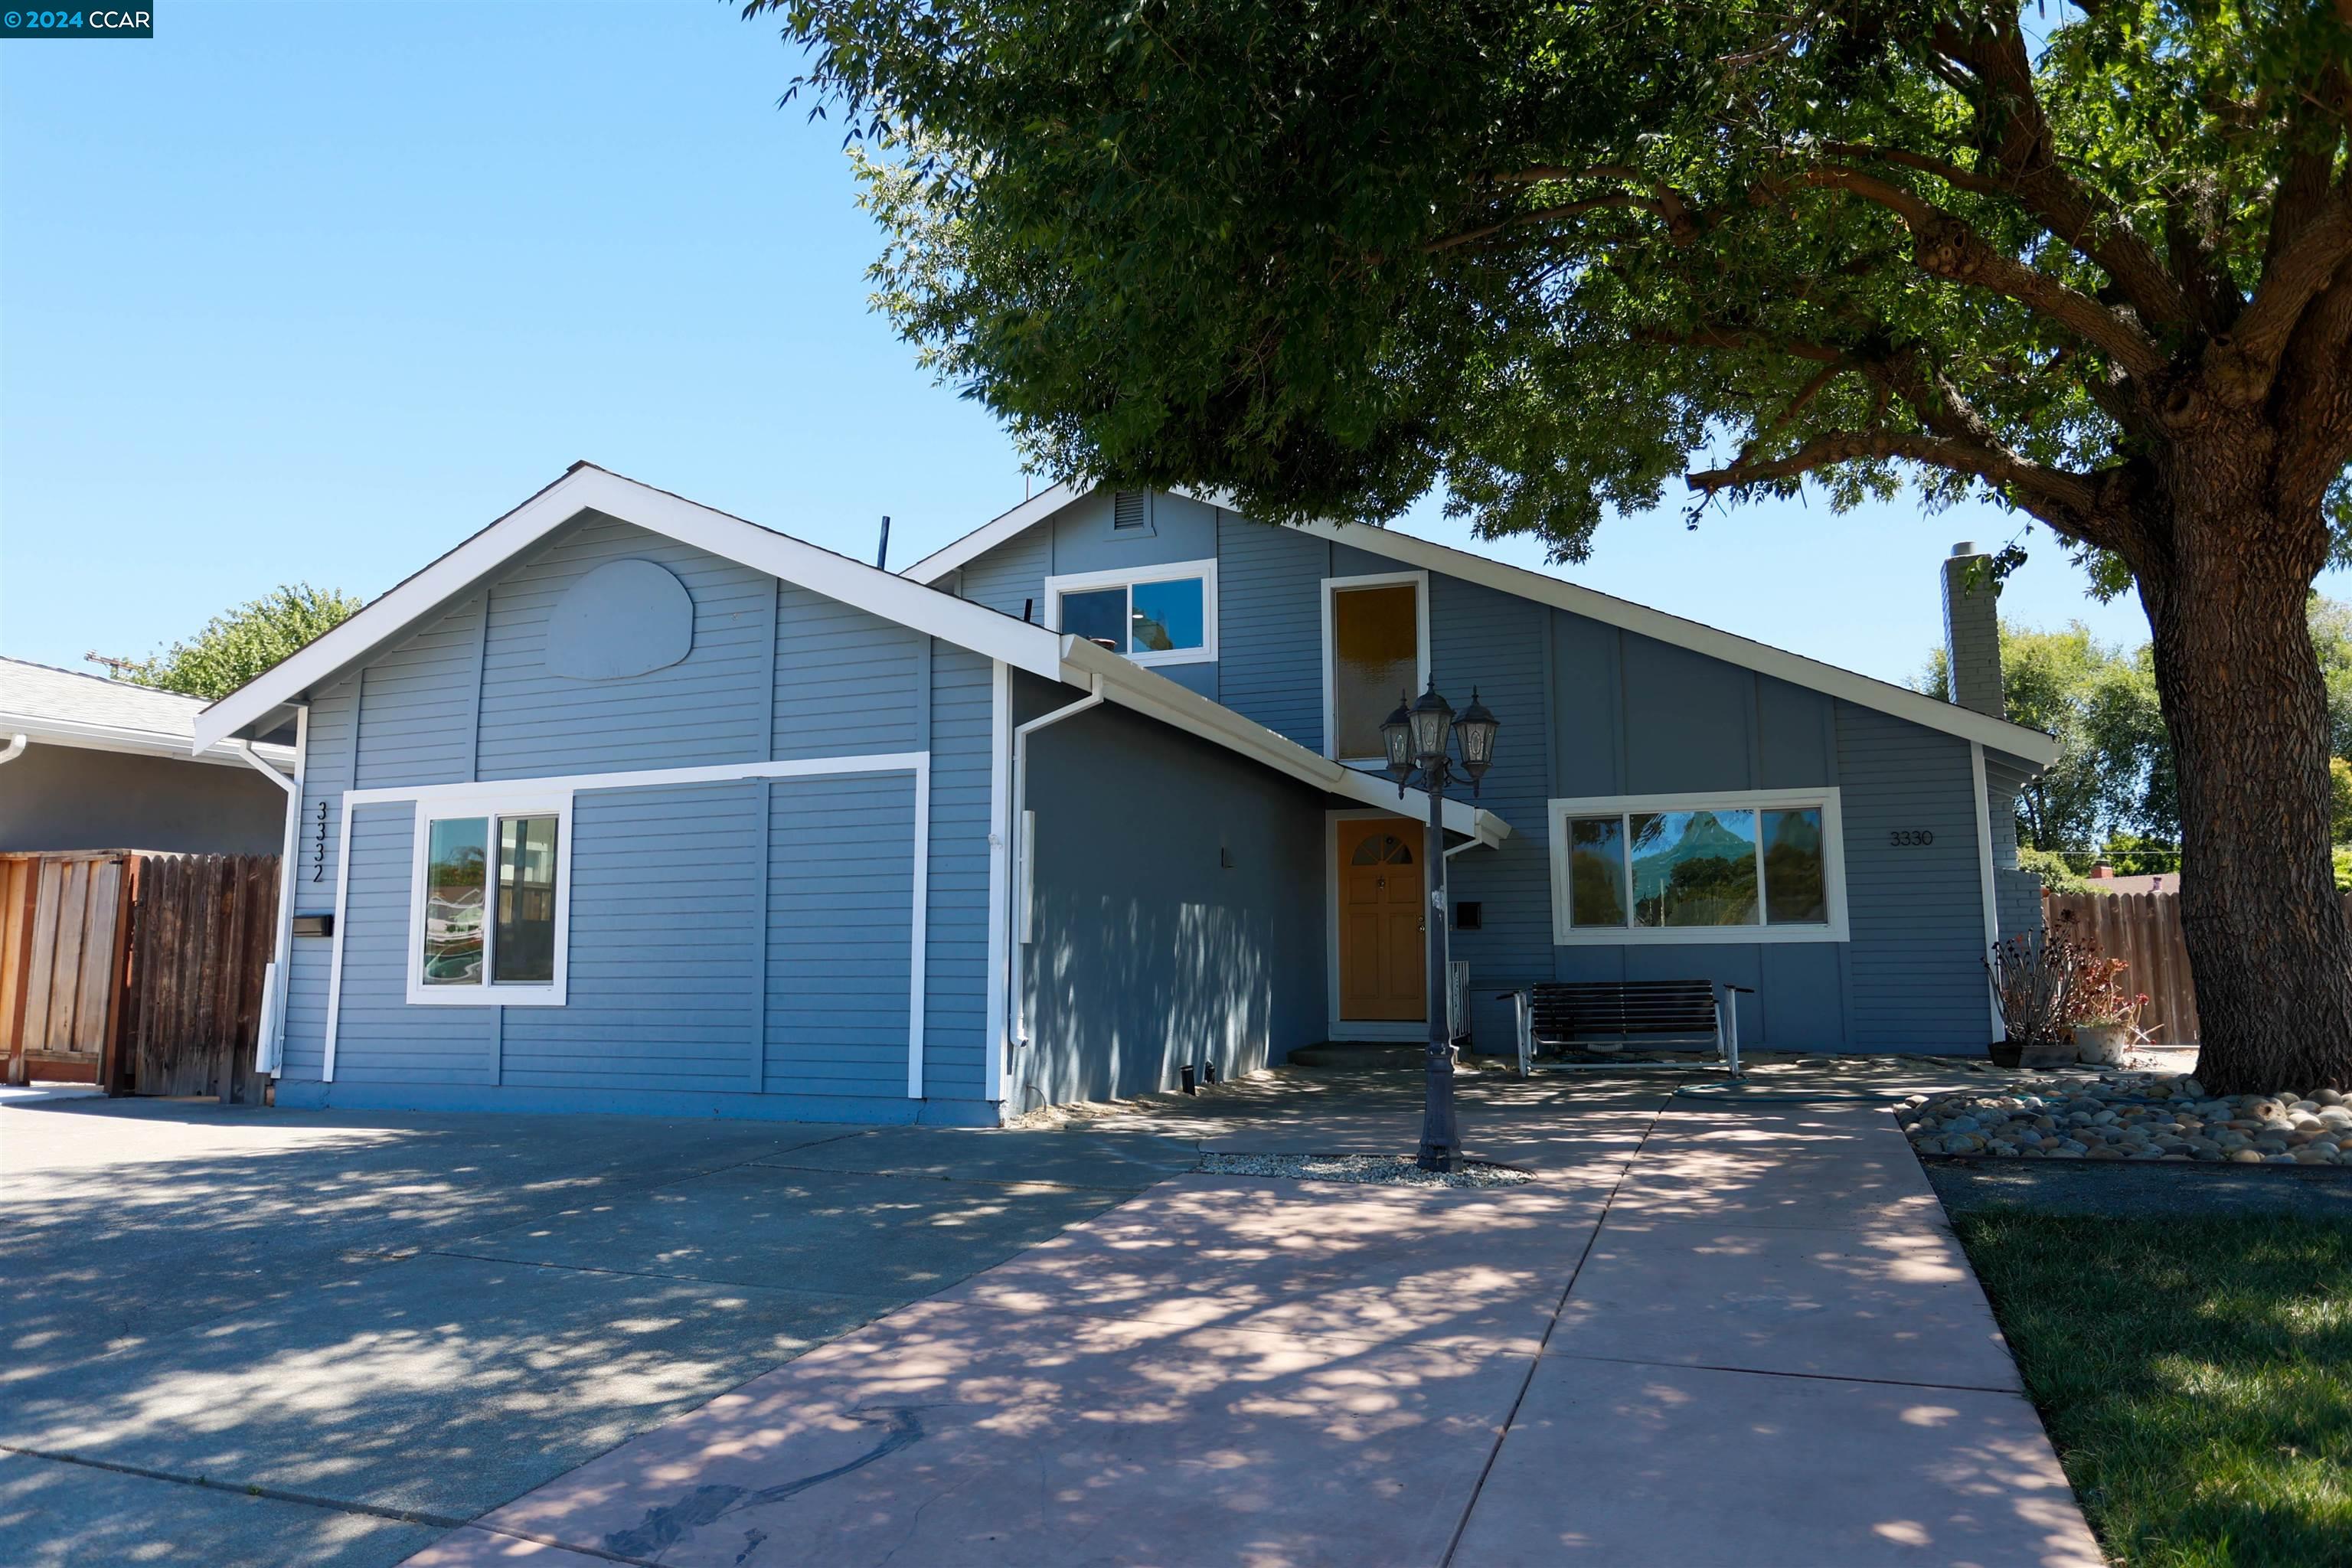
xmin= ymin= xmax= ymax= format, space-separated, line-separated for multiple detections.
xmin=1955 ymin=1213 xmax=2352 ymax=1567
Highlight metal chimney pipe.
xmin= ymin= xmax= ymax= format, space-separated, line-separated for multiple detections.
xmin=875 ymin=515 xmax=891 ymax=570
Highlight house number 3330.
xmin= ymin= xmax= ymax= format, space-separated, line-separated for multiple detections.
xmin=1888 ymin=829 xmax=1936 ymax=848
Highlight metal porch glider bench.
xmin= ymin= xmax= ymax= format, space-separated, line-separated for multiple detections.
xmin=1505 ymin=979 xmax=1748 ymax=1079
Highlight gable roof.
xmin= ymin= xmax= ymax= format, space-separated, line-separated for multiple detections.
xmin=2 ymin=656 xmax=291 ymax=768
xmin=903 ymin=482 xmax=2060 ymax=768
xmin=193 ymin=465 xmax=1507 ymax=845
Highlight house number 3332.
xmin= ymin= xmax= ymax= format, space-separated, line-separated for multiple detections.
xmin=1888 ymin=829 xmax=1936 ymax=848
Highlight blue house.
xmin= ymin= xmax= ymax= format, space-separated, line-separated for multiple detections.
xmin=196 ymin=464 xmax=2055 ymax=1123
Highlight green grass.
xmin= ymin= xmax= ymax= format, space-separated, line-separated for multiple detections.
xmin=1954 ymin=1213 xmax=2352 ymax=1568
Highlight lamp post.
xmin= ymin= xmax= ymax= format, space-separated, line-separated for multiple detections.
xmin=1381 ymin=681 xmax=1500 ymax=1172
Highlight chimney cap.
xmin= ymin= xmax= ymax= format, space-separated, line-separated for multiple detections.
xmin=1949 ymin=541 xmax=1981 ymax=557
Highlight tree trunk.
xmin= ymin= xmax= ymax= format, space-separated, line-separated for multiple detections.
xmin=2137 ymin=488 xmax=2352 ymax=1096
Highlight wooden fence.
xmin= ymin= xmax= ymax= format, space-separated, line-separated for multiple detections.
xmin=2043 ymin=889 xmax=2212 ymax=1044
xmin=1 ymin=851 xmax=278 ymax=1100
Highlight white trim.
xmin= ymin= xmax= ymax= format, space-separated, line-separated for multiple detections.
xmin=983 ymin=662 xmax=1013 ymax=1108
xmin=0 ymin=710 xmax=292 ymax=769
xmin=1546 ymin=789 xmax=1851 ymax=945
xmin=1042 ymin=557 xmax=1219 ymax=668
xmin=1284 ymin=514 xmax=2056 ymax=764
xmin=194 ymin=465 xmax=1064 ymax=753
xmin=403 ymin=787 xmax=574 ymax=1007
xmin=900 ymin=479 xmax=2058 ymax=766
xmin=901 ymin=479 xmax=1083 ymax=584
xmin=0 ymin=734 xmax=23 ymax=766
xmin=908 ymin=760 xmax=932 ymax=1100
xmin=1971 ymin=741 xmax=2004 ymax=1037
xmin=322 ymin=793 xmax=358 ymax=1083
xmin=320 ymin=750 xmax=933 ymax=1083
xmin=1318 ymin=570 xmax=1431 ymax=763
xmin=232 ymin=709 xmax=306 ymax=1075
xmin=1325 ymin=808 xmax=1433 ymax=1040
xmin=1008 ymin=675 xmax=1108 ymax=1065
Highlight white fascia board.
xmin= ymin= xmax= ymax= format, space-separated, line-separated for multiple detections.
xmin=901 ymin=480 xmax=1083 ymax=584
xmin=1265 ymin=514 xmax=2060 ymax=767
xmin=0 ymin=712 xmax=293 ymax=769
xmin=1056 ymin=637 xmax=1506 ymax=846
xmin=194 ymin=465 xmax=1063 ymax=753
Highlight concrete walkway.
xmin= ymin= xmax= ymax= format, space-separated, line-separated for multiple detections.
xmin=404 ymin=1069 xmax=2103 ymax=1568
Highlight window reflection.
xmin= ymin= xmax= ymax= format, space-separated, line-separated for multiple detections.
xmin=1762 ymin=808 xmax=1828 ymax=923
xmin=1568 ymin=816 xmax=1627 ymax=927
xmin=495 ymin=815 xmax=559 ymax=983
xmin=422 ymin=818 xmax=488 ymax=984
xmin=1629 ymin=809 xmax=1759 ymax=927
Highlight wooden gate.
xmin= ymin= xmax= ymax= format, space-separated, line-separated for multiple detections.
xmin=1 ymin=851 xmax=279 ymax=1099
xmin=0 ymin=852 xmax=131 ymax=1084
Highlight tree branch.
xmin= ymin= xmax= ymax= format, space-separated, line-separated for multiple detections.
xmin=2224 ymin=190 xmax=2352 ymax=390
xmin=1634 ymin=325 xmax=1845 ymax=363
xmin=1423 ymin=193 xmax=1666 ymax=254
xmin=1929 ymin=18 xmax=2191 ymax=333
xmin=1801 ymin=167 xmax=2167 ymax=378
xmin=1686 ymin=428 xmax=2109 ymax=544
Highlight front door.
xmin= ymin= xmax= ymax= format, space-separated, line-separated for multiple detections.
xmin=1337 ymin=818 xmax=1426 ymax=1022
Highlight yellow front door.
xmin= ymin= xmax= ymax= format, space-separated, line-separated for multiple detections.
xmin=1337 ymin=818 xmax=1426 ymax=1022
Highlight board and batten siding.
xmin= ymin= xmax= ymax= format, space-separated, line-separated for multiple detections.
xmin=273 ymin=513 xmax=1002 ymax=1122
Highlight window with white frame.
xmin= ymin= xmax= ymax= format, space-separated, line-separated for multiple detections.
xmin=1547 ymin=790 xmax=1848 ymax=944
xmin=1321 ymin=571 xmax=1429 ymax=763
xmin=1044 ymin=558 xmax=1217 ymax=667
xmin=407 ymin=793 xmax=571 ymax=1004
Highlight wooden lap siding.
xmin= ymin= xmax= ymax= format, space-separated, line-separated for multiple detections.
xmin=478 ymin=514 xmax=773 ymax=780
xmin=766 ymin=773 xmax=916 ymax=1095
xmin=502 ymin=781 xmax=766 ymax=1093
xmin=922 ymin=645 xmax=995 ymax=1104
xmin=955 ymin=502 xmax=2008 ymax=1055
xmin=273 ymin=514 xmax=998 ymax=1116
xmin=1834 ymin=704 xmax=1988 ymax=1048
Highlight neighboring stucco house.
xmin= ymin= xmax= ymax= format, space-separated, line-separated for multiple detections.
xmin=0 ymin=658 xmax=290 ymax=854
xmin=195 ymin=463 xmax=2055 ymax=1124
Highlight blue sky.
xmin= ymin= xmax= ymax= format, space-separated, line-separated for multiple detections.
xmin=1 ymin=2 xmax=2290 ymax=689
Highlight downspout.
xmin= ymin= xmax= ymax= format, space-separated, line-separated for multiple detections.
xmin=228 ymin=704 xmax=309 ymax=1076
xmin=0 ymin=734 xmax=25 ymax=766
xmin=1007 ymin=674 xmax=1106 ymax=1070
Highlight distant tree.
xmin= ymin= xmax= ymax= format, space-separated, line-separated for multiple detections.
xmin=1922 ymin=621 xmax=2171 ymax=849
xmin=107 ymin=585 xmax=362 ymax=701
xmin=756 ymin=0 xmax=2352 ymax=1093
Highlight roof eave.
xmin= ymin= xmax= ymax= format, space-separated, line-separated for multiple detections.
xmin=194 ymin=466 xmax=1066 ymax=753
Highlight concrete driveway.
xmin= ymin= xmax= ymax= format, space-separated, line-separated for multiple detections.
xmin=0 ymin=1088 xmax=1191 ymax=1566
xmin=3 ymin=1063 xmax=2102 ymax=1567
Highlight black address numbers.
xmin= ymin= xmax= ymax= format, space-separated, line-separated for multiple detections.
xmin=1888 ymin=829 xmax=1936 ymax=848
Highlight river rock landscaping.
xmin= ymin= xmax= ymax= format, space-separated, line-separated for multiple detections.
xmin=1901 ymin=1071 xmax=2352 ymax=1163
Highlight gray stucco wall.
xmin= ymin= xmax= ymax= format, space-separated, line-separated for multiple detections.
xmin=276 ymin=511 xmax=998 ymax=1123
xmin=1014 ymin=678 xmax=1325 ymax=1110
xmin=0 ymin=741 xmax=286 ymax=854
xmin=956 ymin=497 xmax=2020 ymax=1054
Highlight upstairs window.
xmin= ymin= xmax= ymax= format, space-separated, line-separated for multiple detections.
xmin=1322 ymin=572 xmax=1428 ymax=763
xmin=1045 ymin=559 xmax=1217 ymax=668
xmin=1548 ymin=790 xmax=1848 ymax=944
xmin=407 ymin=792 xmax=570 ymax=1004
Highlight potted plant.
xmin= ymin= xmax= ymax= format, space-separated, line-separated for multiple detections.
xmin=1986 ymin=925 xmax=2087 ymax=1070
xmin=2067 ymin=950 xmax=2148 ymax=1065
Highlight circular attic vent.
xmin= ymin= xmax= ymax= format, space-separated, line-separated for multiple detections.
xmin=547 ymin=558 xmax=694 ymax=680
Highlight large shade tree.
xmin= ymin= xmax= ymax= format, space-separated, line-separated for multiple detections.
xmin=752 ymin=0 xmax=2352 ymax=1091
